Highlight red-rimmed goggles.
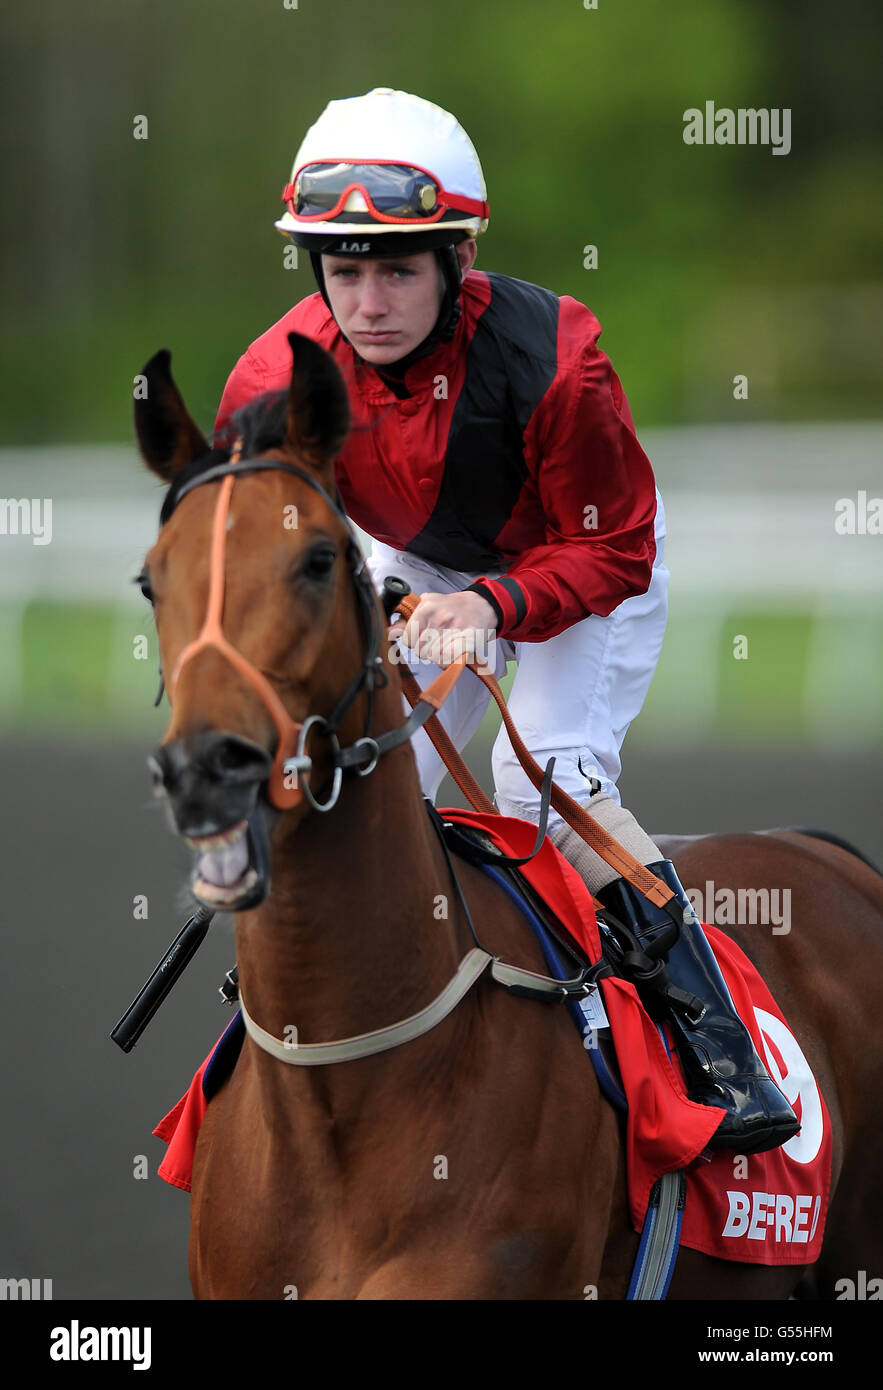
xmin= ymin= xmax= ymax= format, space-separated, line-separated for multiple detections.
xmin=281 ymin=160 xmax=488 ymax=225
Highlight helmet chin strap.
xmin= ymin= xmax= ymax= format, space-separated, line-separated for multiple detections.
xmin=309 ymin=245 xmax=463 ymax=378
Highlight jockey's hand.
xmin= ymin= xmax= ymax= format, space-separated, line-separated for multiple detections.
xmin=388 ymin=590 xmax=499 ymax=667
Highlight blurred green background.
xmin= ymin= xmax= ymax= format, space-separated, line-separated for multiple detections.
xmin=0 ymin=0 xmax=880 ymax=748
xmin=3 ymin=6 xmax=880 ymax=1301
xmin=3 ymin=0 xmax=881 ymax=438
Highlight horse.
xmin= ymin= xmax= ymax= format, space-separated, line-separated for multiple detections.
xmin=134 ymin=332 xmax=883 ymax=1300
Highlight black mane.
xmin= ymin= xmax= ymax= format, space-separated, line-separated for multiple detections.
xmin=157 ymin=390 xmax=289 ymax=525
xmin=218 ymin=389 xmax=290 ymax=455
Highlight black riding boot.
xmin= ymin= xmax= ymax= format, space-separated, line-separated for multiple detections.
xmin=597 ymin=860 xmax=799 ymax=1155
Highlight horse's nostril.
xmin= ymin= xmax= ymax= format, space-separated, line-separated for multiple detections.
xmin=147 ymin=751 xmax=169 ymax=791
xmin=200 ymin=734 xmax=273 ymax=783
xmin=150 ymin=735 xmax=272 ymax=796
xmin=213 ymin=742 xmax=253 ymax=774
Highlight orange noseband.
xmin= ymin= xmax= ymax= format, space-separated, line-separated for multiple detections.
xmin=166 ymin=450 xmax=306 ymax=811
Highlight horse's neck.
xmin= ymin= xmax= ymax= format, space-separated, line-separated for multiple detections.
xmin=234 ymin=691 xmax=467 ymax=1094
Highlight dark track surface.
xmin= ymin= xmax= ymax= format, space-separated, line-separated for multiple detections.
xmin=2 ymin=735 xmax=879 ymax=1300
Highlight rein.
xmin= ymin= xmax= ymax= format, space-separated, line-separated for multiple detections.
xmin=394 ymin=600 xmax=675 ymax=908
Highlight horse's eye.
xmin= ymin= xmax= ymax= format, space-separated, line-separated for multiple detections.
xmin=302 ymin=545 xmax=338 ymax=581
xmin=133 ymin=569 xmax=154 ymax=603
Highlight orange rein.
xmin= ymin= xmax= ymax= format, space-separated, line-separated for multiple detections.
xmin=392 ymin=592 xmax=676 ymax=911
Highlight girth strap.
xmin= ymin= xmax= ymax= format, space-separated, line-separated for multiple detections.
xmin=238 ymin=937 xmax=612 ymax=1067
xmin=238 ymin=948 xmax=493 ymax=1065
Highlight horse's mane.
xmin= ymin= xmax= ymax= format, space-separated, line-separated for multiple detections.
xmin=214 ymin=375 xmax=394 ymax=458
xmin=215 ymin=389 xmax=290 ymax=456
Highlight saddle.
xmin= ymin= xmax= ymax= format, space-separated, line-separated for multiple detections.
xmin=429 ymin=806 xmax=692 ymax=1023
xmin=431 ymin=807 xmax=628 ymax=1101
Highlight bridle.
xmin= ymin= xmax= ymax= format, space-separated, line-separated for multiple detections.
xmin=158 ymin=439 xmax=470 ymax=813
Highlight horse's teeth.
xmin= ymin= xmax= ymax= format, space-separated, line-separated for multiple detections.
xmin=186 ymin=820 xmax=247 ymax=850
xmin=194 ymin=867 xmax=258 ymax=904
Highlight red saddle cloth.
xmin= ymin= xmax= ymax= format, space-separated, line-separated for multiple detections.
xmin=154 ymin=807 xmax=831 ymax=1266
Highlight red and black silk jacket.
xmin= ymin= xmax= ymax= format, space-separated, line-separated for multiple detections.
xmin=215 ymin=269 xmax=658 ymax=644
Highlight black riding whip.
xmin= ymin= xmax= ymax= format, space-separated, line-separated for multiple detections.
xmin=110 ymin=906 xmax=215 ymax=1052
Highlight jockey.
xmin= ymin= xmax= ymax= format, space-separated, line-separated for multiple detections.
xmin=215 ymin=87 xmax=797 ymax=1155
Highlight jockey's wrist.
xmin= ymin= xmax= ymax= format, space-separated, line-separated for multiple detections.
xmin=462 ymin=581 xmax=503 ymax=632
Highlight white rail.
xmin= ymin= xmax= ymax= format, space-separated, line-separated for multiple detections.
xmin=1 ymin=424 xmax=880 ymax=742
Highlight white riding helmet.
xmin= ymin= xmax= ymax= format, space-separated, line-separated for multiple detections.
xmin=274 ymin=87 xmax=489 ymax=244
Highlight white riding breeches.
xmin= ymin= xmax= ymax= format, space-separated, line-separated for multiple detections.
xmin=365 ymin=489 xmax=669 ymax=836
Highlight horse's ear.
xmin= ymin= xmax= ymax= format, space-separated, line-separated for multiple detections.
xmin=284 ymin=332 xmax=350 ymax=466
xmin=134 ymin=349 xmax=209 ymax=482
